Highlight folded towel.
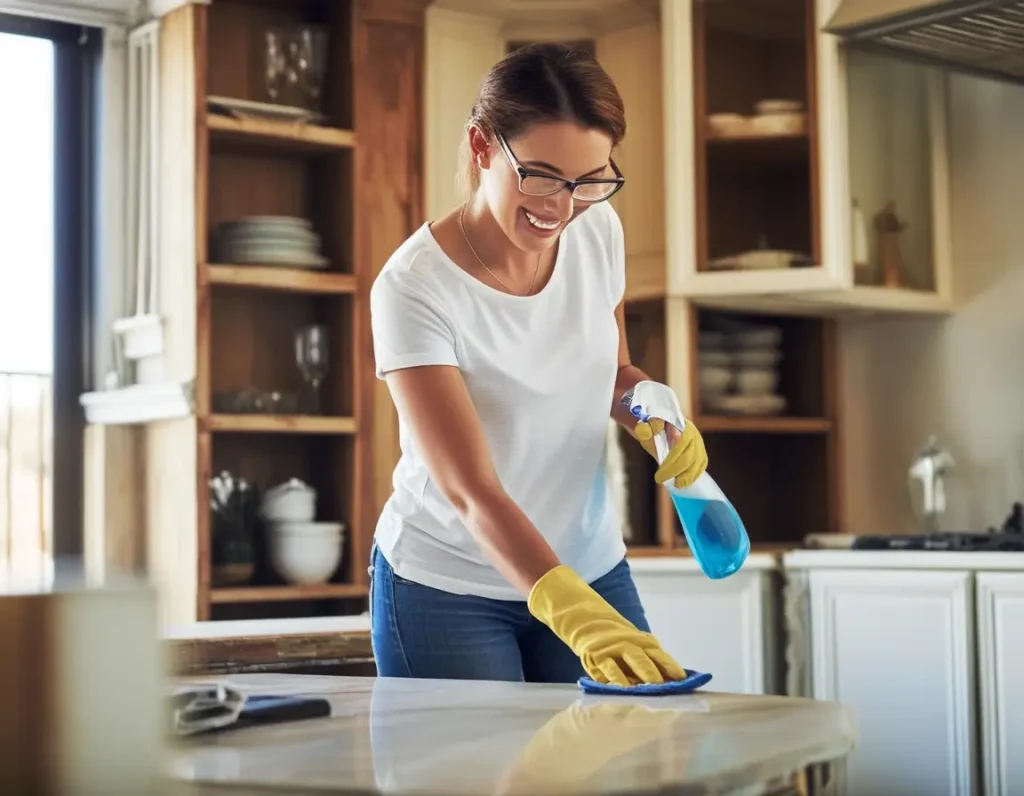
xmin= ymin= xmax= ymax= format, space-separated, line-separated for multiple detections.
xmin=577 ymin=670 xmax=712 ymax=696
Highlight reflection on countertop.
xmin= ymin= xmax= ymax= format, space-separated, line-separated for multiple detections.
xmin=169 ymin=674 xmax=856 ymax=795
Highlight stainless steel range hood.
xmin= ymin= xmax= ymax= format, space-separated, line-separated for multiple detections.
xmin=824 ymin=0 xmax=1024 ymax=85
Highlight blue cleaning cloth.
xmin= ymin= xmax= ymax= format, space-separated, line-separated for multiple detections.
xmin=578 ymin=670 xmax=712 ymax=696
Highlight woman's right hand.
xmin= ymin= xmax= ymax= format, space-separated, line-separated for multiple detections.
xmin=528 ymin=565 xmax=686 ymax=686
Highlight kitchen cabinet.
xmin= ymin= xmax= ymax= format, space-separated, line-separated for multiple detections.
xmin=977 ymin=573 xmax=1024 ymax=796
xmin=663 ymin=0 xmax=954 ymax=315
xmin=806 ymin=567 xmax=977 ymax=796
xmin=629 ymin=557 xmax=780 ymax=695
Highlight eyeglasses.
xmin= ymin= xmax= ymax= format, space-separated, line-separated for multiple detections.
xmin=496 ymin=134 xmax=624 ymax=203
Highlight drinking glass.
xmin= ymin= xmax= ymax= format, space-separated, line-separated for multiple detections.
xmin=264 ymin=31 xmax=285 ymax=101
xmin=295 ymin=324 xmax=329 ymax=414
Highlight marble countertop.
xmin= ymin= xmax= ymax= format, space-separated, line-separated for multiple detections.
xmin=784 ymin=549 xmax=1024 ymax=571
xmin=628 ymin=552 xmax=780 ymax=573
xmin=164 ymin=615 xmax=370 ymax=640
xmin=169 ymin=674 xmax=856 ymax=795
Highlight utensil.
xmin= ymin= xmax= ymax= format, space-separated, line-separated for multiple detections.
xmin=295 ymin=324 xmax=329 ymax=414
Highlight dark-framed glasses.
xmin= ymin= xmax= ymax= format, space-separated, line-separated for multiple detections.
xmin=497 ymin=133 xmax=624 ymax=202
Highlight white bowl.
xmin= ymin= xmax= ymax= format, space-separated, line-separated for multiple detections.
xmin=270 ymin=521 xmax=345 ymax=537
xmin=699 ymin=331 xmax=729 ymax=351
xmin=700 ymin=350 xmax=733 ymax=368
xmin=269 ymin=525 xmax=344 ymax=585
xmin=735 ymin=348 xmax=781 ymax=368
xmin=719 ymin=393 xmax=787 ymax=416
xmin=261 ymin=479 xmax=316 ymax=523
xmin=754 ymin=99 xmax=804 ymax=116
xmin=734 ymin=326 xmax=783 ymax=350
xmin=700 ymin=365 xmax=734 ymax=395
xmin=736 ymin=367 xmax=779 ymax=396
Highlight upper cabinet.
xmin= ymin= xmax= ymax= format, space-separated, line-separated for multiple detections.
xmin=664 ymin=0 xmax=954 ymax=315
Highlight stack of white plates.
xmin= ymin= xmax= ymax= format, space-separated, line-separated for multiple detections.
xmin=216 ymin=216 xmax=328 ymax=269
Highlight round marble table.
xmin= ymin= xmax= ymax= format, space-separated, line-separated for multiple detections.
xmin=169 ymin=674 xmax=856 ymax=795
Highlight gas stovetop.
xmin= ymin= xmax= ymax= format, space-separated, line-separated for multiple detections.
xmin=851 ymin=503 xmax=1024 ymax=552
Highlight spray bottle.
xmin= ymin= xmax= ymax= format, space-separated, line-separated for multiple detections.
xmin=623 ymin=381 xmax=749 ymax=579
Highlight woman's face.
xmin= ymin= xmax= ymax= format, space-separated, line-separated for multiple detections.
xmin=470 ymin=121 xmax=615 ymax=254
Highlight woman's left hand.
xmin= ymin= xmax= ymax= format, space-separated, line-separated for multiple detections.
xmin=634 ymin=416 xmax=708 ymax=489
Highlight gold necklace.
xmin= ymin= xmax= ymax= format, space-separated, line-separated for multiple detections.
xmin=459 ymin=204 xmax=542 ymax=297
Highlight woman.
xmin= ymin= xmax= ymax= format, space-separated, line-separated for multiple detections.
xmin=369 ymin=43 xmax=708 ymax=686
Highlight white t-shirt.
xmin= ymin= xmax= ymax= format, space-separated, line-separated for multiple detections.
xmin=369 ymin=201 xmax=628 ymax=600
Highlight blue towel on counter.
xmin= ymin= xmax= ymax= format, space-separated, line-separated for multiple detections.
xmin=578 ymin=670 xmax=712 ymax=696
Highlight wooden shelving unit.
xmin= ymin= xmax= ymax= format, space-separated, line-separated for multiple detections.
xmin=615 ymin=0 xmax=840 ymax=557
xmin=192 ymin=0 xmax=371 ymax=622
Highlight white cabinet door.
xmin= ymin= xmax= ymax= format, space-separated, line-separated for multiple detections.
xmin=977 ymin=572 xmax=1024 ymax=796
xmin=630 ymin=562 xmax=772 ymax=694
xmin=809 ymin=569 xmax=976 ymax=796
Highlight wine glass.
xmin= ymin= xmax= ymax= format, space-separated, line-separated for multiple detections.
xmin=264 ymin=31 xmax=285 ymax=101
xmin=295 ymin=325 xmax=329 ymax=415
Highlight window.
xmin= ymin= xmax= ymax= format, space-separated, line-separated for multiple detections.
xmin=0 ymin=14 xmax=99 ymax=587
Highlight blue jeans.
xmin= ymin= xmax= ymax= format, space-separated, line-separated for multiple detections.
xmin=369 ymin=545 xmax=651 ymax=683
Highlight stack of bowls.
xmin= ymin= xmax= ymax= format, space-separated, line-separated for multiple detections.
xmin=261 ymin=479 xmax=345 ymax=585
xmin=698 ymin=325 xmax=787 ymax=415
xmin=697 ymin=331 xmax=734 ymax=410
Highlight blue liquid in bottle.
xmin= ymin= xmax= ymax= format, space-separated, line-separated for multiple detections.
xmin=623 ymin=379 xmax=750 ymax=579
xmin=670 ymin=493 xmax=750 ymax=580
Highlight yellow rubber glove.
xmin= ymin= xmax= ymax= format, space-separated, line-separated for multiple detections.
xmin=635 ymin=416 xmax=708 ymax=488
xmin=528 ymin=565 xmax=686 ymax=686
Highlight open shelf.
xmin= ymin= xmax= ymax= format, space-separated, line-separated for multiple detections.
xmin=687 ymin=305 xmax=840 ymax=545
xmin=694 ymin=307 xmax=829 ymax=419
xmin=208 ymin=433 xmax=356 ymax=600
xmin=694 ymin=0 xmax=818 ymax=270
xmin=210 ymin=583 xmax=368 ymax=604
xmin=209 ymin=289 xmax=354 ymax=418
xmin=207 ymin=264 xmax=357 ymax=295
xmin=206 ymin=415 xmax=357 ymax=434
xmin=699 ymin=432 xmax=831 ymax=547
xmin=208 ymin=112 xmax=355 ymax=153
xmin=207 ymin=0 xmax=351 ymax=130
xmin=694 ymin=415 xmax=831 ymax=434
xmin=207 ymin=147 xmax=353 ymax=275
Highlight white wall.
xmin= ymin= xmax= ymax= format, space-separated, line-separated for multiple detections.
xmin=839 ymin=75 xmax=1024 ymax=535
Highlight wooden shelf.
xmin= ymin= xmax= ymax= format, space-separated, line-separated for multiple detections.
xmin=206 ymin=415 xmax=358 ymax=435
xmin=695 ymin=415 xmax=832 ymax=433
xmin=210 ymin=583 xmax=368 ymax=604
xmin=706 ymin=129 xmax=807 ymax=144
xmin=207 ymin=112 xmax=356 ymax=153
xmin=206 ymin=264 xmax=357 ymax=295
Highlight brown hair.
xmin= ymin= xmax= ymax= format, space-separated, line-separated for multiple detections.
xmin=458 ymin=42 xmax=626 ymax=197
